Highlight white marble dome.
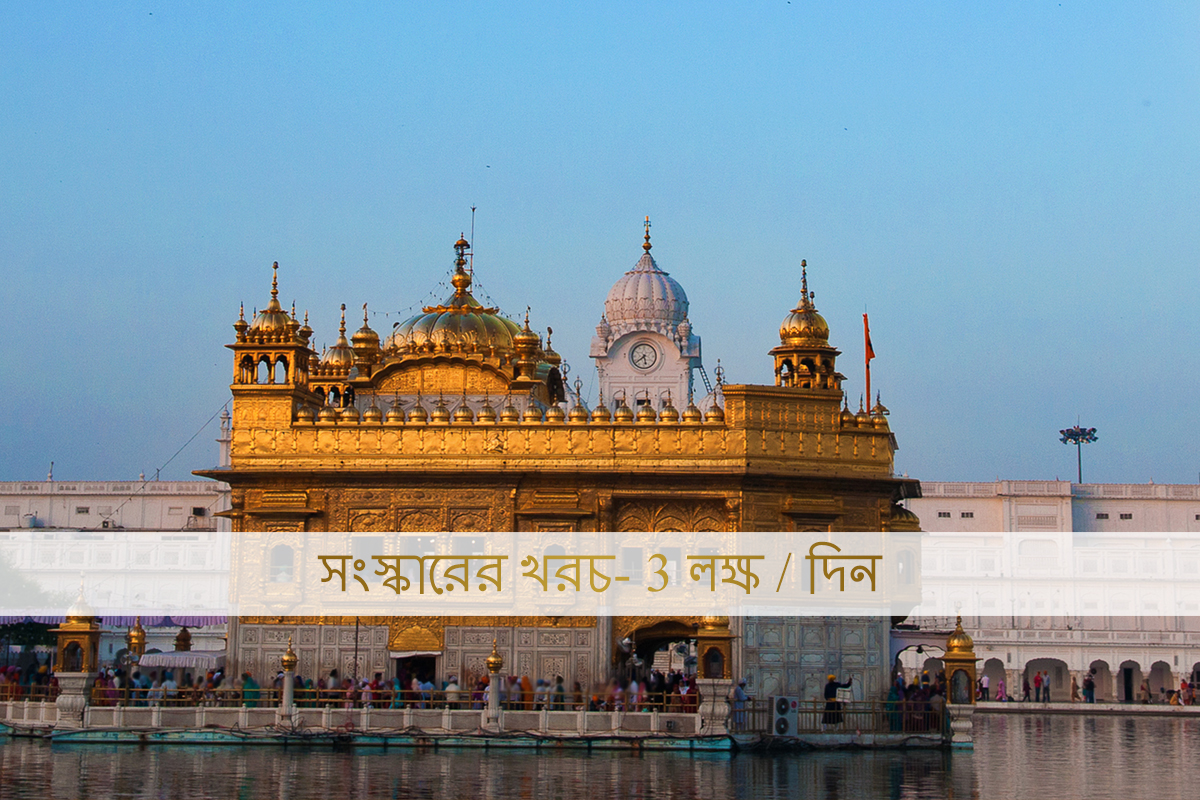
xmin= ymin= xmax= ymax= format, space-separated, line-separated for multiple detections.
xmin=603 ymin=251 xmax=689 ymax=337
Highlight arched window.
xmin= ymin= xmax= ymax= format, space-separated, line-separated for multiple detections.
xmin=239 ymin=355 xmax=255 ymax=384
xmin=274 ymin=356 xmax=288 ymax=384
xmin=257 ymin=358 xmax=271 ymax=384
xmin=271 ymin=545 xmax=294 ymax=583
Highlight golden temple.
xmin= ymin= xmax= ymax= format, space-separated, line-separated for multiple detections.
xmin=199 ymin=230 xmax=921 ymax=701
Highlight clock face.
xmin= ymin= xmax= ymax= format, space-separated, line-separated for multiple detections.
xmin=630 ymin=342 xmax=658 ymax=370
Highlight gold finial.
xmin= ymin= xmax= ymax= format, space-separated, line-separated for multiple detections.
xmin=363 ymin=302 xmax=369 ymax=325
xmin=238 ymin=302 xmax=245 ymax=321
xmin=524 ymin=306 xmax=531 ymax=328
xmin=486 ymin=637 xmax=504 ymax=673
xmin=715 ymin=359 xmax=724 ymax=386
xmin=546 ymin=326 xmax=553 ymax=348
xmin=339 ymin=304 xmax=347 ymax=336
xmin=271 ymin=262 xmax=279 ymax=300
xmin=303 ymin=310 xmax=309 ymax=326
xmin=281 ymin=635 xmax=298 ymax=672
xmin=643 ymin=216 xmax=652 ymax=252
xmin=799 ymin=259 xmax=813 ymax=309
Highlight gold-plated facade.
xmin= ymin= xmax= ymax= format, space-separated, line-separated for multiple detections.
xmin=201 ymin=239 xmax=921 ymax=689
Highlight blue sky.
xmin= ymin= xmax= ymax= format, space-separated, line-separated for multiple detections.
xmin=2 ymin=2 xmax=1198 ymax=484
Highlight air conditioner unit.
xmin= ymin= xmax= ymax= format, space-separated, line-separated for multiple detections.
xmin=772 ymin=695 xmax=799 ymax=736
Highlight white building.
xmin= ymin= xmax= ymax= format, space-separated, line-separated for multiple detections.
xmin=901 ymin=480 xmax=1200 ymax=701
xmin=0 ymin=414 xmax=233 ymax=662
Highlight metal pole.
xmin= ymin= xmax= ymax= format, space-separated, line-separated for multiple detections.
xmin=353 ymin=617 xmax=360 ymax=684
xmin=1077 ymin=440 xmax=1083 ymax=484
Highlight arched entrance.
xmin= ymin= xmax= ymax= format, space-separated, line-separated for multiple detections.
xmin=981 ymin=658 xmax=1006 ymax=700
xmin=1149 ymin=661 xmax=1173 ymax=699
xmin=614 ymin=618 xmax=699 ymax=683
xmin=1024 ymin=658 xmax=1070 ymax=702
xmin=1118 ymin=660 xmax=1143 ymax=703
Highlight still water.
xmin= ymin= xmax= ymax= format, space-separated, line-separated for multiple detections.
xmin=2 ymin=715 xmax=1198 ymax=799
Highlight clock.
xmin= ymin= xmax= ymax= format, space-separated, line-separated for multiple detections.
xmin=630 ymin=342 xmax=658 ymax=370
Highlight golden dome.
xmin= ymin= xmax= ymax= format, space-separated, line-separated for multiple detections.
xmin=174 ymin=626 xmax=192 ymax=652
xmin=946 ymin=616 xmax=975 ymax=653
xmin=591 ymin=402 xmax=612 ymax=423
xmin=363 ymin=404 xmax=383 ymax=423
xmin=452 ymin=399 xmax=475 ymax=424
xmin=500 ymin=398 xmax=521 ymax=423
xmin=840 ymin=400 xmax=856 ymax=427
xmin=778 ymin=261 xmax=831 ymax=345
xmin=430 ymin=397 xmax=451 ymax=424
xmin=614 ymin=398 xmax=635 ymax=423
xmin=385 ymin=238 xmax=524 ymax=356
xmin=522 ymin=404 xmax=544 ymax=423
xmin=317 ymin=405 xmax=339 ymax=422
xmin=545 ymin=403 xmax=566 ymax=423
xmin=250 ymin=263 xmax=295 ymax=334
xmin=323 ymin=305 xmax=355 ymax=369
xmin=660 ymin=398 xmax=680 ymax=423
xmin=704 ymin=404 xmax=725 ymax=423
xmin=568 ymin=401 xmax=590 ymax=424
xmin=340 ymin=405 xmax=361 ymax=422
xmin=478 ymin=398 xmax=498 ymax=423
xmin=352 ymin=305 xmax=380 ymax=349
xmin=296 ymin=405 xmax=316 ymax=423
xmin=385 ymin=403 xmax=406 ymax=423
xmin=682 ymin=400 xmax=703 ymax=423
xmin=635 ymin=403 xmax=657 ymax=423
xmin=409 ymin=400 xmax=429 ymax=424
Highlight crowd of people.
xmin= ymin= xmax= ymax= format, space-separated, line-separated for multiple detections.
xmin=0 ymin=664 xmax=57 ymax=701
xmin=884 ymin=672 xmax=948 ymax=732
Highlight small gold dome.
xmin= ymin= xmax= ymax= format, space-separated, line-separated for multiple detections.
xmin=545 ymin=403 xmax=566 ymax=423
xmin=660 ymin=397 xmax=680 ymax=423
xmin=946 ymin=616 xmax=975 ymax=653
xmin=682 ymin=401 xmax=703 ymax=423
xmin=477 ymin=398 xmax=498 ymax=423
xmin=500 ymin=398 xmax=521 ymax=423
xmin=174 ymin=626 xmax=192 ymax=652
xmin=522 ymin=404 xmax=545 ymax=423
xmin=296 ymin=405 xmax=316 ymax=423
xmin=614 ymin=399 xmax=635 ymax=423
xmin=568 ymin=401 xmax=590 ymax=424
xmin=704 ymin=404 xmax=725 ymax=423
xmin=452 ymin=400 xmax=475 ymax=424
xmin=340 ymin=405 xmax=361 ymax=422
xmin=363 ymin=404 xmax=383 ymax=423
xmin=840 ymin=401 xmax=856 ymax=427
xmin=430 ymin=397 xmax=451 ymax=424
xmin=635 ymin=403 xmax=657 ymax=423
xmin=352 ymin=305 xmax=380 ymax=350
xmin=250 ymin=263 xmax=294 ymax=334
xmin=317 ymin=405 xmax=339 ymax=422
xmin=409 ymin=400 xmax=429 ymax=423
xmin=385 ymin=403 xmax=406 ymax=423
xmin=591 ymin=403 xmax=612 ymax=423
xmin=323 ymin=306 xmax=355 ymax=369
xmin=778 ymin=261 xmax=830 ymax=345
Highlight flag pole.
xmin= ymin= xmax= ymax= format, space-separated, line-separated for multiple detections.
xmin=863 ymin=313 xmax=874 ymax=408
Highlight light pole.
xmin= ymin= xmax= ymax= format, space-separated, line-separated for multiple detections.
xmin=1059 ymin=425 xmax=1098 ymax=484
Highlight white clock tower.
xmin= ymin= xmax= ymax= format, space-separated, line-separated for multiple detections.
xmin=590 ymin=219 xmax=701 ymax=411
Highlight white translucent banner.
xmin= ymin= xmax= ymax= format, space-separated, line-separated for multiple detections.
xmin=4 ymin=529 xmax=1199 ymax=619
